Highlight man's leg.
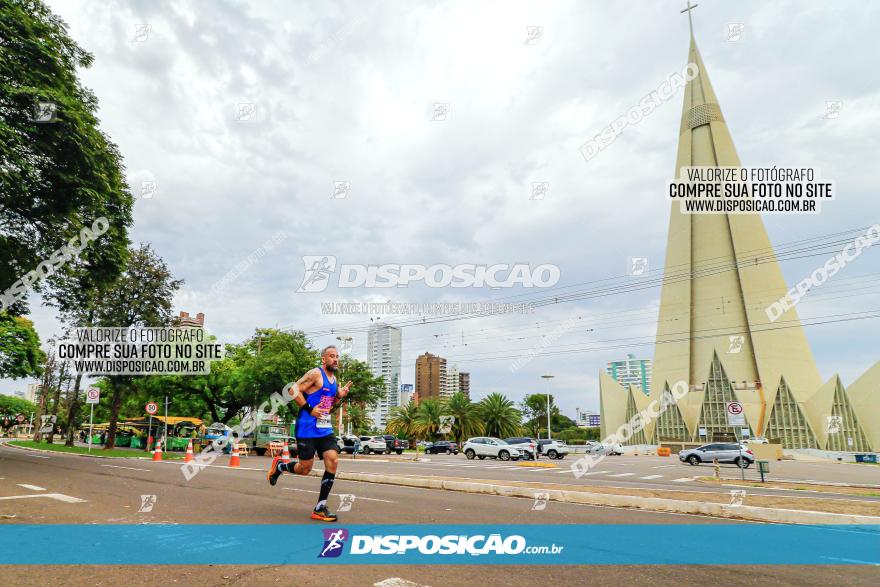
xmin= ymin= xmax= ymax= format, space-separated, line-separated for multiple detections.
xmin=268 ymin=440 xmax=315 ymax=485
xmin=311 ymin=438 xmax=340 ymax=521
xmin=315 ymin=449 xmax=339 ymax=510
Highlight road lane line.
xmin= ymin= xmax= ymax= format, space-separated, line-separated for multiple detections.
xmin=0 ymin=493 xmax=86 ymax=503
xmin=607 ymin=473 xmax=635 ymax=477
xmin=640 ymin=475 xmax=664 ymax=480
xmin=672 ymin=477 xmax=696 ymax=482
xmin=17 ymin=484 xmax=46 ymax=491
xmin=282 ymin=487 xmax=395 ymax=503
xmin=102 ymin=464 xmax=151 ymax=471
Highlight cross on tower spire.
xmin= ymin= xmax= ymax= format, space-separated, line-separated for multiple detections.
xmin=680 ymin=1 xmax=698 ymax=38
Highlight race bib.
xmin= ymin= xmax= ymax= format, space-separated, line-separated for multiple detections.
xmin=316 ymin=396 xmax=334 ymax=428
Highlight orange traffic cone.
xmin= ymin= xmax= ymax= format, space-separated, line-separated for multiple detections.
xmin=152 ymin=439 xmax=163 ymax=461
xmin=281 ymin=442 xmax=291 ymax=464
xmin=228 ymin=443 xmax=240 ymax=468
xmin=184 ymin=439 xmax=194 ymax=463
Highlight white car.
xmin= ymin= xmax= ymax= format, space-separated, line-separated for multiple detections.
xmin=463 ymin=437 xmax=523 ymax=461
xmin=741 ymin=438 xmax=768 ymax=446
xmin=584 ymin=441 xmax=623 ymax=456
xmin=536 ymin=439 xmax=570 ymax=459
xmin=357 ymin=435 xmax=389 ymax=454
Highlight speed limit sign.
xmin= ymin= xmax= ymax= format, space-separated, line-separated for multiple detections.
xmin=145 ymin=402 xmax=159 ymax=415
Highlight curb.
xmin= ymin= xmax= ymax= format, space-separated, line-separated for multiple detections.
xmin=711 ymin=477 xmax=880 ymax=490
xmin=1 ymin=440 xmax=183 ymax=461
xmin=327 ymin=470 xmax=880 ymax=525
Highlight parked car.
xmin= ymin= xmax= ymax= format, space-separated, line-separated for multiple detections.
xmin=536 ymin=439 xmax=570 ymax=459
xmin=679 ymin=443 xmax=755 ymax=468
xmin=336 ymin=434 xmax=360 ymax=454
xmin=425 ymin=440 xmax=459 ymax=455
xmin=741 ymin=438 xmax=768 ymax=446
xmin=357 ymin=435 xmax=389 ymax=454
xmin=382 ymin=435 xmax=409 ymax=454
xmin=585 ymin=441 xmax=623 ymax=456
xmin=462 ymin=437 xmax=523 ymax=461
xmin=504 ymin=437 xmax=538 ymax=459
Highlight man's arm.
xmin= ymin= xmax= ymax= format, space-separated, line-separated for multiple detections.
xmin=288 ymin=369 xmax=325 ymax=417
xmin=331 ymin=381 xmax=353 ymax=410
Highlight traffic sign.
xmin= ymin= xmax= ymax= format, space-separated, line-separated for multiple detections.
xmin=16 ymin=413 xmax=26 ymax=423
xmin=86 ymin=388 xmax=100 ymax=404
xmin=145 ymin=402 xmax=159 ymax=415
xmin=726 ymin=401 xmax=745 ymax=426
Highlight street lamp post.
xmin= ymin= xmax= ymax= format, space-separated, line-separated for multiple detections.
xmin=336 ymin=336 xmax=353 ymax=433
xmin=541 ymin=374 xmax=554 ymax=440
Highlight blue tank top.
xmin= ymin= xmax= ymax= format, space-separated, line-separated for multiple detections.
xmin=295 ymin=368 xmax=337 ymax=438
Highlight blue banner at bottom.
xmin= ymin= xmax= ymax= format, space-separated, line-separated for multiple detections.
xmin=0 ymin=524 xmax=877 ymax=565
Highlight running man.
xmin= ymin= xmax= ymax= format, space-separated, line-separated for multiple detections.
xmin=267 ymin=345 xmax=351 ymax=521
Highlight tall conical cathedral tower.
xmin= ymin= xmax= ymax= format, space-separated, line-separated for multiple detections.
xmin=599 ymin=6 xmax=877 ymax=451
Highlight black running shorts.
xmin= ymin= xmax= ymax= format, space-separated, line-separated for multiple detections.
xmin=296 ymin=435 xmax=338 ymax=460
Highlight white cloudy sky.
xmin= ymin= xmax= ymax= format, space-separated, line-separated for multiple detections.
xmin=4 ymin=0 xmax=878 ymax=419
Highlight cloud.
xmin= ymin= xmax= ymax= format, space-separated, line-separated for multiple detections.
xmin=8 ymin=0 xmax=875 ymax=417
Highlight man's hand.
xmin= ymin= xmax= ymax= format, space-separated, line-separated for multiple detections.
xmin=339 ymin=380 xmax=353 ymax=398
xmin=310 ymin=405 xmax=329 ymax=418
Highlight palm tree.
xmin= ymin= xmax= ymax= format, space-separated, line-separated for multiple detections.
xmin=478 ymin=393 xmax=521 ymax=439
xmin=387 ymin=400 xmax=421 ymax=459
xmin=414 ymin=398 xmax=444 ymax=441
xmin=445 ymin=392 xmax=483 ymax=448
xmin=344 ymin=404 xmax=371 ymax=435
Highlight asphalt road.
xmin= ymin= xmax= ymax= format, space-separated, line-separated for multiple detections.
xmin=1 ymin=442 xmax=878 ymax=586
xmin=298 ymin=451 xmax=880 ymax=503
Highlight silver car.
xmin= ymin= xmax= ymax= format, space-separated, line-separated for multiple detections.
xmin=679 ymin=443 xmax=754 ymax=468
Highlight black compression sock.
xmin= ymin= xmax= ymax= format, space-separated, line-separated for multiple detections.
xmin=316 ymin=471 xmax=335 ymax=506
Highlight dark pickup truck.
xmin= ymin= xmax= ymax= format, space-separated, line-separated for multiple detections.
xmin=382 ymin=435 xmax=409 ymax=454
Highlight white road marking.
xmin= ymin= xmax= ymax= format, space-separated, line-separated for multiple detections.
xmin=0 ymin=493 xmax=86 ymax=503
xmin=640 ymin=475 xmax=664 ymax=480
xmin=17 ymin=484 xmax=46 ymax=491
xmin=374 ymin=578 xmax=426 ymax=587
xmin=102 ymin=464 xmax=151 ymax=471
xmin=672 ymin=477 xmax=696 ymax=482
xmin=607 ymin=473 xmax=635 ymax=477
xmin=282 ymin=487 xmax=395 ymax=503
xmin=28 ymin=455 xmax=50 ymax=459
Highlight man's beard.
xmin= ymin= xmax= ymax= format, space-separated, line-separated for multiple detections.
xmin=325 ymin=363 xmax=338 ymax=373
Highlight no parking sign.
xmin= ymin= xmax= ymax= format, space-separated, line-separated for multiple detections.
xmin=726 ymin=401 xmax=745 ymax=426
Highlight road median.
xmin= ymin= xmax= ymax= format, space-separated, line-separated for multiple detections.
xmin=324 ymin=470 xmax=880 ymax=525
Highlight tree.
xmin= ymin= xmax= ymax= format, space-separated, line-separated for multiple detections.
xmin=387 ymin=401 xmax=421 ymax=459
xmin=92 ymin=244 xmax=182 ymax=448
xmin=444 ymin=392 xmax=483 ymax=448
xmin=478 ymin=393 xmax=521 ymax=439
xmin=0 ymin=394 xmax=36 ymax=433
xmin=342 ymin=404 xmax=371 ymax=435
xmin=0 ymin=313 xmax=44 ymax=379
xmin=414 ymin=398 xmax=444 ymax=441
xmin=0 ymin=0 xmax=133 ymax=299
xmin=521 ymin=393 xmax=560 ymax=437
xmin=333 ymin=354 xmax=386 ymax=414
